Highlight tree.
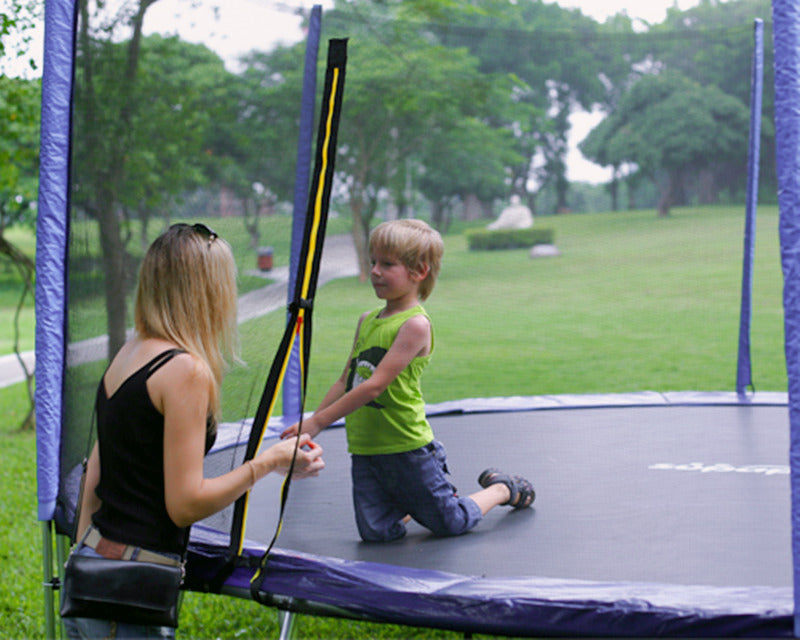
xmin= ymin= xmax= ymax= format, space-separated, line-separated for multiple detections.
xmin=1 ymin=0 xmax=41 ymax=430
xmin=580 ymin=70 xmax=750 ymax=216
xmin=119 ymin=34 xmax=232 ymax=249
xmin=417 ymin=71 xmax=532 ymax=229
xmin=428 ymin=0 xmax=616 ymax=213
xmin=208 ymin=45 xmax=306 ymax=249
xmin=0 ymin=74 xmax=39 ymax=430
xmin=650 ymin=0 xmax=776 ymax=199
xmin=325 ymin=19 xmax=509 ymax=277
xmin=72 ymin=0 xmax=162 ymax=358
xmin=0 ymin=0 xmax=39 ymax=77
xmin=72 ymin=2 xmax=241 ymax=357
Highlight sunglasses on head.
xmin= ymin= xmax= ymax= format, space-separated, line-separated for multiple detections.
xmin=171 ymin=222 xmax=219 ymax=247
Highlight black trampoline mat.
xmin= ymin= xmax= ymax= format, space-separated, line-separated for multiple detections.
xmin=239 ymin=404 xmax=790 ymax=589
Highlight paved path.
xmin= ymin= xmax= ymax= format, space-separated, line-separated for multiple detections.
xmin=0 ymin=234 xmax=359 ymax=389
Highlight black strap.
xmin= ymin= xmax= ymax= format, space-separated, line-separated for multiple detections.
xmin=70 ymin=407 xmax=96 ymax=545
xmin=210 ymin=38 xmax=347 ymax=601
xmin=249 ymin=43 xmax=348 ymax=605
xmin=144 ymin=348 xmax=186 ymax=379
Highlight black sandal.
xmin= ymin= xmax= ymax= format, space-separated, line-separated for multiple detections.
xmin=478 ymin=468 xmax=535 ymax=509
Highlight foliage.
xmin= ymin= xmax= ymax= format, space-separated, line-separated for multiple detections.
xmin=0 ymin=0 xmax=40 ymax=76
xmin=0 ymin=74 xmax=39 ymax=228
xmin=206 ymin=43 xmax=308 ymax=249
xmin=0 ymin=72 xmax=39 ymax=429
xmin=321 ymin=15 xmax=521 ymax=275
xmin=424 ymin=0 xmax=630 ymax=211
xmin=653 ymin=0 xmax=777 ymax=195
xmin=580 ymin=70 xmax=750 ymax=216
xmin=464 ymin=226 xmax=555 ymax=250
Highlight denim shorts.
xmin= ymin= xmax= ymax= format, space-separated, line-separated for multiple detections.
xmin=351 ymin=439 xmax=483 ymax=542
xmin=62 ymin=545 xmax=176 ymax=640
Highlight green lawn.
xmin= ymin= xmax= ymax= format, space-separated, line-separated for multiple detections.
xmin=1 ymin=204 xmax=789 ymax=638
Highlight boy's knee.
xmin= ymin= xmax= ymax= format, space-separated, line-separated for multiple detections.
xmin=420 ymin=499 xmax=482 ymax=537
xmin=426 ymin=518 xmax=470 ymax=537
xmin=357 ymin=518 xmax=406 ymax=542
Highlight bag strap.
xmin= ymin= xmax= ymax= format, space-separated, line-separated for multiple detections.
xmin=70 ymin=407 xmax=97 ymax=545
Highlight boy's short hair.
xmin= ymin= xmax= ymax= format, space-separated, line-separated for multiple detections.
xmin=369 ymin=219 xmax=444 ymax=300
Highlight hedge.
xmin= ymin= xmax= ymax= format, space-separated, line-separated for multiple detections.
xmin=465 ymin=227 xmax=555 ymax=250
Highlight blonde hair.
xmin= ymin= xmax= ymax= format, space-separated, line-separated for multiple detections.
xmin=134 ymin=223 xmax=239 ymax=419
xmin=369 ymin=219 xmax=444 ymax=301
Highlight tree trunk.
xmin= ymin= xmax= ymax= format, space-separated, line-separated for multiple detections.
xmin=0 ymin=233 xmax=36 ymax=430
xmin=461 ymin=193 xmax=484 ymax=221
xmin=656 ymin=171 xmax=680 ymax=217
xmin=97 ymin=199 xmax=129 ymax=358
xmin=697 ymin=168 xmax=716 ymax=204
xmin=82 ymin=0 xmax=158 ymax=360
xmin=351 ymin=198 xmax=370 ymax=282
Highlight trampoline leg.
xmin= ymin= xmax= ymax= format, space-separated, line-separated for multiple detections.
xmin=278 ymin=609 xmax=296 ymax=640
xmin=41 ymin=521 xmax=56 ymax=640
xmin=57 ymin=532 xmax=70 ymax=637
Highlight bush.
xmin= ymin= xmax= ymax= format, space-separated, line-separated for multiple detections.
xmin=465 ymin=227 xmax=554 ymax=250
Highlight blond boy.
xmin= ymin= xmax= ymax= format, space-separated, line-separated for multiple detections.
xmin=283 ymin=219 xmax=533 ymax=541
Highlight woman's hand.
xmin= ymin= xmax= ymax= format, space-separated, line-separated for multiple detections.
xmin=256 ymin=433 xmax=324 ymax=479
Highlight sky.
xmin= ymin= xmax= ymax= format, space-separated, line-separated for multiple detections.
xmin=18 ymin=0 xmax=705 ymax=76
xmin=140 ymin=0 xmax=704 ymax=70
xmin=16 ymin=0 xmax=707 ymax=183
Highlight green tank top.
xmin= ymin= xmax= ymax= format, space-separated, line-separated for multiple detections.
xmin=345 ymin=305 xmax=434 ymax=454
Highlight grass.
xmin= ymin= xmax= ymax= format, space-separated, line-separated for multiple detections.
xmin=0 ymin=204 xmax=789 ymax=638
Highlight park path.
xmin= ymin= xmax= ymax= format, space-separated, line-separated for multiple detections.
xmin=0 ymin=234 xmax=359 ymax=389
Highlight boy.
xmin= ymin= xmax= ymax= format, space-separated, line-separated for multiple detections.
xmin=282 ymin=219 xmax=533 ymax=541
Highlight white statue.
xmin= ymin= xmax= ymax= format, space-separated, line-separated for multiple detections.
xmin=487 ymin=195 xmax=533 ymax=230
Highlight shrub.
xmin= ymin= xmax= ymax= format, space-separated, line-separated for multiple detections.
xmin=465 ymin=227 xmax=555 ymax=250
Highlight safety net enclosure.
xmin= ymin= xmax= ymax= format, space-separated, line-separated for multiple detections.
xmin=34 ymin=0 xmax=800 ymax=637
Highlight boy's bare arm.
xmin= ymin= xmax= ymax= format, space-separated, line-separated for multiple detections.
xmin=301 ymin=314 xmax=430 ymax=433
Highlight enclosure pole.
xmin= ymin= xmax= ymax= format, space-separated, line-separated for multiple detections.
xmin=736 ymin=18 xmax=763 ymax=397
xmin=284 ymin=5 xmax=322 ymax=427
xmin=37 ymin=0 xmax=75 ymax=634
xmin=36 ymin=0 xmax=74 ymax=521
xmin=772 ymin=0 xmax=800 ymax=634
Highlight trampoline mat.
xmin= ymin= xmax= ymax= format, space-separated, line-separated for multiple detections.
xmin=234 ymin=403 xmax=790 ymax=589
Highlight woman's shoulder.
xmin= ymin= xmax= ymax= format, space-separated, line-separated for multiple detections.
xmin=138 ymin=341 xmax=212 ymax=412
xmin=144 ymin=342 xmax=208 ymax=383
xmin=113 ymin=339 xmax=207 ymax=385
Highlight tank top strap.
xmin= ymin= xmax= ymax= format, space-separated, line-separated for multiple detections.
xmin=144 ymin=348 xmax=186 ymax=379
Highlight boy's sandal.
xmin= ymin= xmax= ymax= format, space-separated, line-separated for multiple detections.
xmin=478 ymin=468 xmax=536 ymax=509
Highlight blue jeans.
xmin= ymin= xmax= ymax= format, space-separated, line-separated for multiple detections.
xmin=62 ymin=545 xmax=176 ymax=640
xmin=351 ymin=440 xmax=483 ymax=542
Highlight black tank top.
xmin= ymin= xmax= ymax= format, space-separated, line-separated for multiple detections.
xmin=92 ymin=349 xmax=216 ymax=554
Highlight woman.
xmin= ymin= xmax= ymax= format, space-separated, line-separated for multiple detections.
xmin=65 ymin=223 xmax=324 ymax=639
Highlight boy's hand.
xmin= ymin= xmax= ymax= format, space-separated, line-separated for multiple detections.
xmin=280 ymin=416 xmax=323 ymax=440
xmin=280 ymin=422 xmax=300 ymax=439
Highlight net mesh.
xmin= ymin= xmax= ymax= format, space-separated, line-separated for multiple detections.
xmin=56 ymin=0 xmax=777 ymax=539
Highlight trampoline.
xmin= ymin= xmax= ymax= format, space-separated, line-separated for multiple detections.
xmin=185 ymin=392 xmax=793 ymax=637
xmin=32 ymin=1 xmax=800 ymax=638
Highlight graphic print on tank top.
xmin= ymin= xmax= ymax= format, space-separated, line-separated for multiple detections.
xmin=346 ymin=346 xmax=386 ymax=409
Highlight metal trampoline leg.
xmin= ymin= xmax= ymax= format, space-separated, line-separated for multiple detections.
xmin=42 ymin=521 xmax=56 ymax=640
xmin=278 ymin=610 xmax=296 ymax=640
